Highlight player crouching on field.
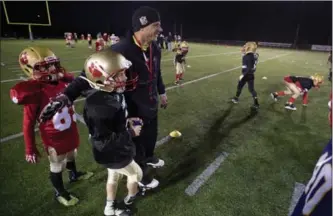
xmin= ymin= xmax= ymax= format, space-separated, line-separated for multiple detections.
xmin=80 ymin=49 xmax=143 ymax=216
xmin=174 ymin=41 xmax=189 ymax=85
xmin=270 ymin=74 xmax=324 ymax=111
xmin=9 ymin=47 xmax=93 ymax=207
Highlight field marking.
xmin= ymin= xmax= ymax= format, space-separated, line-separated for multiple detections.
xmin=0 ymin=51 xmax=239 ymax=83
xmin=185 ymin=152 xmax=229 ymax=196
xmin=288 ymin=182 xmax=306 ymax=216
xmin=0 ymin=52 xmax=290 ymax=143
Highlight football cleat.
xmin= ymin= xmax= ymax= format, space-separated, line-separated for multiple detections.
xmin=285 ymin=103 xmax=297 ymax=111
xmin=231 ymin=97 xmax=239 ymax=104
xmin=104 ymin=201 xmax=132 ymax=216
xmin=138 ymin=178 xmax=159 ymax=195
xmin=69 ymin=171 xmax=94 ymax=183
xmin=146 ymin=156 xmax=165 ymax=168
xmin=55 ymin=191 xmax=79 ymax=207
xmin=270 ymin=92 xmax=278 ymax=102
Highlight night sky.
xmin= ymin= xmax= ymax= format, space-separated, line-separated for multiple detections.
xmin=1 ymin=1 xmax=332 ymax=45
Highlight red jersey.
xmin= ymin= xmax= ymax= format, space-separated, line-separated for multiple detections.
xmin=9 ymin=73 xmax=79 ymax=155
xmin=67 ymin=35 xmax=73 ymax=41
xmin=103 ymin=33 xmax=108 ymax=42
xmin=95 ymin=40 xmax=104 ymax=52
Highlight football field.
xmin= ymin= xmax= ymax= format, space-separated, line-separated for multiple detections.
xmin=0 ymin=40 xmax=331 ymax=216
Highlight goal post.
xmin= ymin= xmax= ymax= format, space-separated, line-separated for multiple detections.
xmin=2 ymin=0 xmax=52 ymax=40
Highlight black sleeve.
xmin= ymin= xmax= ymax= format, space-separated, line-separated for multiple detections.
xmin=84 ymin=95 xmax=134 ymax=152
xmin=155 ymin=43 xmax=166 ymax=95
xmin=244 ymin=55 xmax=253 ymax=74
xmin=64 ymin=70 xmax=91 ymax=102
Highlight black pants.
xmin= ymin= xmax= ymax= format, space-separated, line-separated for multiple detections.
xmin=132 ymin=116 xmax=158 ymax=184
xmin=236 ymin=74 xmax=257 ymax=98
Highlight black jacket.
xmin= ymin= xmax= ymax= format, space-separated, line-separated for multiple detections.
xmin=83 ymin=90 xmax=135 ymax=169
xmin=64 ymin=30 xmax=166 ymax=120
xmin=242 ymin=52 xmax=257 ymax=75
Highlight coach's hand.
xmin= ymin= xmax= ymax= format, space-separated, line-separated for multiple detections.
xmin=160 ymin=93 xmax=168 ymax=109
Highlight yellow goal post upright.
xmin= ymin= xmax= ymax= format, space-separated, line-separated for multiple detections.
xmin=2 ymin=0 xmax=52 ymax=41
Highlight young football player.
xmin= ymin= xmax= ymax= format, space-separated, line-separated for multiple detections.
xmin=80 ymin=49 xmax=143 ymax=216
xmin=87 ymin=33 xmax=92 ymax=49
xmin=10 ymin=47 xmax=93 ymax=207
xmin=174 ymin=41 xmax=189 ymax=84
xmin=231 ymin=42 xmax=260 ymax=109
xmin=96 ymin=35 xmax=105 ymax=52
xmin=270 ymin=74 xmax=324 ymax=111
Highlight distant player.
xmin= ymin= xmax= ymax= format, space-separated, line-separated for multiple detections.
xmin=270 ymin=74 xmax=324 ymax=111
xmin=174 ymin=41 xmax=189 ymax=84
xmin=10 ymin=47 xmax=93 ymax=207
xmin=66 ymin=33 xmax=75 ymax=48
xmin=96 ymin=35 xmax=105 ymax=52
xmin=110 ymin=33 xmax=118 ymax=45
xmin=74 ymin=32 xmax=78 ymax=43
xmin=80 ymin=34 xmax=85 ymax=41
xmin=103 ymin=32 xmax=109 ymax=44
xmin=87 ymin=33 xmax=92 ymax=49
xmin=231 ymin=42 xmax=260 ymax=109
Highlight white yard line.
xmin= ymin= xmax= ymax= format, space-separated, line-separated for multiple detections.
xmin=288 ymin=182 xmax=306 ymax=216
xmin=0 ymin=52 xmax=290 ymax=143
xmin=1 ymin=51 xmax=239 ymax=83
xmin=185 ymin=152 xmax=229 ymax=196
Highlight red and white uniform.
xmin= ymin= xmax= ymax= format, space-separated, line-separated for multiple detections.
xmin=103 ymin=33 xmax=108 ymax=43
xmin=81 ymin=34 xmax=85 ymax=40
xmin=95 ymin=38 xmax=105 ymax=52
xmin=10 ymin=74 xmax=79 ymax=156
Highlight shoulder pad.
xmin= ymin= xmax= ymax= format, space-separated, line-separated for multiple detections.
xmin=10 ymin=80 xmax=42 ymax=105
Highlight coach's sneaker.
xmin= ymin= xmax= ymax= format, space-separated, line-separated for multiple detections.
xmin=55 ymin=191 xmax=79 ymax=207
xmin=104 ymin=201 xmax=132 ymax=216
xmin=138 ymin=178 xmax=159 ymax=195
xmin=285 ymin=103 xmax=297 ymax=111
xmin=271 ymin=92 xmax=278 ymax=102
xmin=146 ymin=156 xmax=165 ymax=168
xmin=69 ymin=171 xmax=94 ymax=183
xmin=231 ymin=97 xmax=239 ymax=104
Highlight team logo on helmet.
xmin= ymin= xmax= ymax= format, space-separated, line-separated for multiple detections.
xmin=88 ymin=62 xmax=104 ymax=78
xmin=19 ymin=52 xmax=28 ymax=65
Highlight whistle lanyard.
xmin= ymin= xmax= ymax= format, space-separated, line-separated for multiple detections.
xmin=133 ymin=35 xmax=154 ymax=101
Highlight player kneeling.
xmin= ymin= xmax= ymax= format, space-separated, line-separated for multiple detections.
xmin=270 ymin=74 xmax=324 ymax=111
xmin=81 ymin=50 xmax=143 ymax=216
xmin=10 ymin=47 xmax=93 ymax=207
xmin=174 ymin=41 xmax=189 ymax=84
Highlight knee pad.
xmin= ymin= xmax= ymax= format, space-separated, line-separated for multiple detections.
xmin=107 ymin=169 xmax=123 ymax=184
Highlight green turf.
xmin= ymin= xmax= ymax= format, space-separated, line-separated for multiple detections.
xmin=0 ymin=40 xmax=331 ymax=216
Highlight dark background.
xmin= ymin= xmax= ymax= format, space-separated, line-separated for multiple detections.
xmin=1 ymin=1 xmax=332 ymax=45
